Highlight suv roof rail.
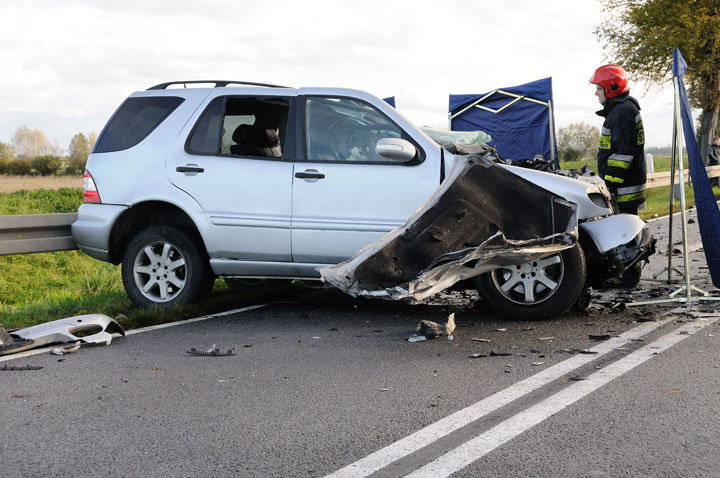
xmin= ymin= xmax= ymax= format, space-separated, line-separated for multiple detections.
xmin=147 ymin=80 xmax=291 ymax=90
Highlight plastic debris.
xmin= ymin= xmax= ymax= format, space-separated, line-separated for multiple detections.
xmin=469 ymin=353 xmax=488 ymax=359
xmin=557 ymin=348 xmax=598 ymax=355
xmin=9 ymin=314 xmax=125 ymax=352
xmin=588 ymin=334 xmax=612 ymax=341
xmin=538 ymin=336 xmax=555 ymax=341
xmin=470 ymin=337 xmax=490 ymax=342
xmin=187 ymin=344 xmax=235 ymax=357
xmin=489 ymin=350 xmax=512 ymax=356
xmin=49 ymin=341 xmax=81 ymax=356
xmin=495 ymin=328 xmax=507 ymax=332
xmin=1 ymin=364 xmax=43 ymax=371
xmin=531 ymin=362 xmax=544 ymax=366
xmin=0 ymin=324 xmax=35 ymax=356
xmin=408 ymin=335 xmax=427 ymax=343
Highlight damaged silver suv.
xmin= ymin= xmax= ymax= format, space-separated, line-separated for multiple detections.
xmin=73 ymin=80 xmax=654 ymax=319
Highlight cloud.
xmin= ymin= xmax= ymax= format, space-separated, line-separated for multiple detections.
xmin=0 ymin=0 xmax=676 ymax=148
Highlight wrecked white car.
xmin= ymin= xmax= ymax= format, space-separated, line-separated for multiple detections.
xmin=73 ymin=82 xmax=653 ymax=318
xmin=320 ymin=143 xmax=654 ymax=320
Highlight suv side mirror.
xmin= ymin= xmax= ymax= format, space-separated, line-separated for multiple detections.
xmin=375 ymin=138 xmax=417 ymax=162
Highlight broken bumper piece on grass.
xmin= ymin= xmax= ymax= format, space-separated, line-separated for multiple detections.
xmin=319 ymin=149 xmax=578 ymax=303
xmin=5 ymin=314 xmax=125 ymax=354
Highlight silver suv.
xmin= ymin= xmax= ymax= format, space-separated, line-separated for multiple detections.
xmin=73 ymin=80 xmax=653 ymax=318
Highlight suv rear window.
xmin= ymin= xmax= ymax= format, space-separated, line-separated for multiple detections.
xmin=94 ymin=96 xmax=184 ymax=153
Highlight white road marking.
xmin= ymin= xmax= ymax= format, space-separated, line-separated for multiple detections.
xmin=407 ymin=314 xmax=719 ymax=477
xmin=0 ymin=304 xmax=266 ymax=363
xmin=325 ymin=315 xmax=674 ymax=478
xmin=125 ymin=304 xmax=266 ymax=335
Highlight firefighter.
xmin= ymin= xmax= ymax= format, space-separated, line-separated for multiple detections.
xmin=590 ymin=64 xmax=647 ymax=215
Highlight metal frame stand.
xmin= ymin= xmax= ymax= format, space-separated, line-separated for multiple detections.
xmin=628 ymin=77 xmax=720 ymax=308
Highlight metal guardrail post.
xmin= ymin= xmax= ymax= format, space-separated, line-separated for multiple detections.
xmin=0 ymin=213 xmax=78 ymax=256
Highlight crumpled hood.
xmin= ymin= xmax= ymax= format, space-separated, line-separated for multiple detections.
xmin=319 ymin=147 xmax=578 ymax=302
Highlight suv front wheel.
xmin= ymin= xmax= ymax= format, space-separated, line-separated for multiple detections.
xmin=121 ymin=226 xmax=214 ymax=308
xmin=475 ymin=244 xmax=586 ymax=321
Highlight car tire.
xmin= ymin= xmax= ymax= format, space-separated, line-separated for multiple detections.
xmin=475 ymin=244 xmax=586 ymax=321
xmin=121 ymin=226 xmax=214 ymax=308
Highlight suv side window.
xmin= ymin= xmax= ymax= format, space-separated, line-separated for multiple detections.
xmin=305 ymin=97 xmax=409 ymax=163
xmin=186 ymin=96 xmax=290 ymax=159
xmin=95 ymin=96 xmax=184 ymax=153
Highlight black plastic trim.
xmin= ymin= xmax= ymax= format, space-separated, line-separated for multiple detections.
xmin=148 ymin=80 xmax=290 ymax=90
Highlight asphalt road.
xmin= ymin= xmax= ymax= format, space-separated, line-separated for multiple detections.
xmin=2 ymin=210 xmax=719 ymax=478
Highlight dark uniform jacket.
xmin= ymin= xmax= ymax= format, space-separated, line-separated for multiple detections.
xmin=596 ymin=92 xmax=646 ymax=212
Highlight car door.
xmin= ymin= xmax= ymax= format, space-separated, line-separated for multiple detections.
xmin=291 ymin=95 xmax=439 ymax=264
xmin=169 ymin=92 xmax=296 ymax=262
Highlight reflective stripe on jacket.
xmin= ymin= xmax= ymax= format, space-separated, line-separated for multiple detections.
xmin=596 ymin=92 xmax=647 ymax=208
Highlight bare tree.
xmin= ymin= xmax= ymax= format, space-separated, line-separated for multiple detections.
xmin=11 ymin=125 xmax=59 ymax=159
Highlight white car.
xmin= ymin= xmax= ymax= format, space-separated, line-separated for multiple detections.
xmin=72 ymin=80 xmax=653 ymax=318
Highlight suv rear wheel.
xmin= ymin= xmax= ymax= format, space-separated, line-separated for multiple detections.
xmin=475 ymin=244 xmax=586 ymax=320
xmin=121 ymin=226 xmax=214 ymax=308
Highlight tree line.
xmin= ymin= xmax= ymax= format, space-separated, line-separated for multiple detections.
xmin=0 ymin=125 xmax=96 ymax=176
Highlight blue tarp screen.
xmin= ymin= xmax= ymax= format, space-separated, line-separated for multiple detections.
xmin=449 ymin=77 xmax=557 ymax=165
xmin=673 ymin=49 xmax=720 ymax=288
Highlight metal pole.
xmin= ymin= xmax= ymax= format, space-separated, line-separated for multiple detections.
xmin=673 ymin=77 xmax=692 ymax=305
xmin=548 ymin=100 xmax=557 ymax=164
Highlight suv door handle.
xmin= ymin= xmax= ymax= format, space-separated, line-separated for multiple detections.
xmin=176 ymin=165 xmax=204 ymax=173
xmin=295 ymin=171 xmax=325 ymax=179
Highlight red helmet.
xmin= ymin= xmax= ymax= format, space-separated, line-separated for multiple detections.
xmin=590 ymin=64 xmax=629 ymax=98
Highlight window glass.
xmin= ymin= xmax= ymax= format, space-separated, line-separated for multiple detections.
xmin=305 ymin=97 xmax=404 ymax=162
xmin=186 ymin=96 xmax=290 ymax=159
xmin=95 ymin=96 xmax=184 ymax=153
xmin=186 ymin=97 xmax=224 ymax=155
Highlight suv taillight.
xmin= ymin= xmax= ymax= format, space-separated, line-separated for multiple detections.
xmin=83 ymin=170 xmax=101 ymax=204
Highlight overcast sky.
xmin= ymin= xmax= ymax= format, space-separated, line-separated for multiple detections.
xmin=0 ymin=0 xmax=679 ymax=151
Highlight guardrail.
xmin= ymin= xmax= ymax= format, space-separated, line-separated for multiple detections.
xmin=0 ymin=213 xmax=77 ymax=256
xmin=647 ymin=164 xmax=720 ymax=188
xmin=0 ymin=166 xmax=718 ymax=257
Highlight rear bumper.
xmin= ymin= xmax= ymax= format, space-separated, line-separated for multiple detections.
xmin=71 ymin=204 xmax=128 ymax=262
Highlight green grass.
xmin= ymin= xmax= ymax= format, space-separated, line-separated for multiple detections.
xmin=0 ymin=187 xmax=83 ymax=214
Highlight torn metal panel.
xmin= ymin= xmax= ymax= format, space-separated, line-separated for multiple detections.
xmin=10 ymin=314 xmax=125 ymax=349
xmin=319 ymin=149 xmax=578 ymax=301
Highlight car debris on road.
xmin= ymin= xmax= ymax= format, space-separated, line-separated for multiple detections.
xmin=415 ymin=313 xmax=456 ymax=340
xmin=186 ymin=344 xmax=236 ymax=356
xmin=49 ymin=341 xmax=81 ymax=356
xmin=0 ymin=324 xmax=35 ymax=356
xmin=0 ymin=314 xmax=125 ymax=356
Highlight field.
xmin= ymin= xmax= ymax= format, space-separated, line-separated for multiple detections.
xmin=0 ymin=175 xmax=82 ymax=193
xmin=1 ymin=165 xmax=718 ymax=331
